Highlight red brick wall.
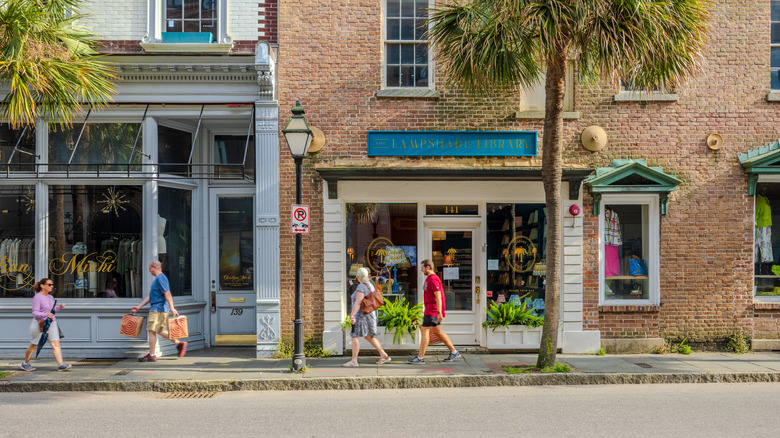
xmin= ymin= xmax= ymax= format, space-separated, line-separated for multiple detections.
xmin=259 ymin=0 xmax=278 ymax=45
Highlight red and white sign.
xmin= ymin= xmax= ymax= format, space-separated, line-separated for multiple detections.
xmin=291 ymin=204 xmax=309 ymax=234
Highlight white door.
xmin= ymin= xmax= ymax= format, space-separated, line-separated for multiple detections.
xmin=209 ymin=189 xmax=256 ymax=345
xmin=424 ymin=225 xmax=481 ymax=345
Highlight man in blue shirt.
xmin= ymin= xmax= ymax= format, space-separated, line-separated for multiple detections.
xmin=131 ymin=260 xmax=187 ymax=361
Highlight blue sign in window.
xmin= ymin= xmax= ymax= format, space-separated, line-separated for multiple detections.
xmin=367 ymin=131 xmax=537 ymax=157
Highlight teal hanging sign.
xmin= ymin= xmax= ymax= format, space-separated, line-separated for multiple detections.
xmin=367 ymin=131 xmax=537 ymax=157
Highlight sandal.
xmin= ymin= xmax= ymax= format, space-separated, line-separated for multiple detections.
xmin=376 ymin=356 xmax=391 ymax=365
xmin=342 ymin=362 xmax=359 ymax=367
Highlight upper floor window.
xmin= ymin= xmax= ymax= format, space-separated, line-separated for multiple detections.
xmin=614 ymin=78 xmax=678 ymax=102
xmin=384 ymin=0 xmax=430 ymax=88
xmin=772 ymin=1 xmax=780 ymax=89
xmin=165 ymin=0 xmax=217 ymax=42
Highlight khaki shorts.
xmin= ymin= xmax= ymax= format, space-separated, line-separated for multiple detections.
xmin=147 ymin=311 xmax=169 ymax=333
xmin=29 ymin=319 xmax=59 ymax=344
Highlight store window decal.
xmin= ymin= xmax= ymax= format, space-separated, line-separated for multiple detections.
xmin=218 ymin=197 xmax=253 ymax=290
xmin=0 ymin=185 xmax=36 ymax=297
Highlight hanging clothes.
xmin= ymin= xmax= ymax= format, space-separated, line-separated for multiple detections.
xmin=756 ymin=194 xmax=773 ymax=263
xmin=604 ymin=208 xmax=623 ymax=277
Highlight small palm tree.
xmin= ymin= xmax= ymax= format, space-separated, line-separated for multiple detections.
xmin=0 ymin=0 xmax=115 ymax=128
xmin=428 ymin=0 xmax=708 ymax=368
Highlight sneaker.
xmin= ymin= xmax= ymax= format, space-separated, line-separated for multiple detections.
xmin=20 ymin=362 xmax=36 ymax=372
xmin=177 ymin=341 xmax=188 ymax=358
xmin=407 ymin=356 xmax=425 ymax=365
xmin=57 ymin=364 xmax=72 ymax=371
xmin=138 ymin=354 xmax=157 ymax=362
xmin=443 ymin=351 xmax=461 ymax=362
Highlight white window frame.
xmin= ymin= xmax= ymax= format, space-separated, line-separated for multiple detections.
xmin=141 ymin=0 xmax=232 ymax=53
xmin=598 ymin=193 xmax=660 ymax=306
xmin=614 ymin=79 xmax=678 ymax=102
xmin=753 ymin=176 xmax=780 ymax=301
xmin=379 ymin=0 xmax=436 ymax=97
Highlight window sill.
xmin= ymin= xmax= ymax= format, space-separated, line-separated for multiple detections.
xmin=140 ymin=42 xmax=233 ymax=54
xmin=376 ymin=89 xmax=440 ymax=98
xmin=515 ymin=110 xmax=580 ymax=120
xmin=613 ymin=91 xmax=678 ymax=102
xmin=599 ymin=304 xmax=661 ymax=313
xmin=766 ymin=91 xmax=780 ymax=102
xmin=753 ymin=301 xmax=780 ymax=310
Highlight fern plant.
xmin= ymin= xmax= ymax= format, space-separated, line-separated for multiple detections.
xmin=377 ymin=296 xmax=423 ymax=344
xmin=482 ymin=297 xmax=543 ymax=330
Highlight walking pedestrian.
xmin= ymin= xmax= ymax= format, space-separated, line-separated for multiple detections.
xmin=407 ymin=259 xmax=460 ymax=364
xmin=343 ymin=267 xmax=391 ymax=367
xmin=131 ymin=261 xmax=187 ymax=362
xmin=20 ymin=278 xmax=71 ymax=372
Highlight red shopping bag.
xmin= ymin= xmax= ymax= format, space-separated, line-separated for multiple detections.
xmin=169 ymin=316 xmax=189 ymax=340
xmin=119 ymin=314 xmax=145 ymax=337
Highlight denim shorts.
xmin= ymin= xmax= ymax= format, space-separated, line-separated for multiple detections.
xmin=422 ymin=315 xmax=441 ymax=327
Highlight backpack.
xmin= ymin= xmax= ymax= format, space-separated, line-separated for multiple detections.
xmin=360 ymin=283 xmax=384 ymax=314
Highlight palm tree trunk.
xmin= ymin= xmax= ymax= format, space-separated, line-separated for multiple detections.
xmin=537 ymin=48 xmax=567 ymax=369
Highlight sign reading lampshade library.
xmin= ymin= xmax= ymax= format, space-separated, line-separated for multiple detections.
xmin=367 ymin=131 xmax=537 ymax=157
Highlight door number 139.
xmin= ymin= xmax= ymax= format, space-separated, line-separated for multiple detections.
xmin=230 ymin=308 xmax=243 ymax=316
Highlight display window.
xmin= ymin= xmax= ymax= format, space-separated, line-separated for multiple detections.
xmin=600 ymin=195 xmax=659 ymax=304
xmin=0 ymin=185 xmax=36 ymax=298
xmin=159 ymin=187 xmax=193 ymax=296
xmin=754 ymin=183 xmax=780 ymax=297
xmin=217 ymin=197 xmax=254 ymax=291
xmin=345 ymin=203 xmax=418 ymax=313
xmin=486 ymin=203 xmax=547 ymax=314
xmin=214 ymin=134 xmax=254 ymax=179
xmin=159 ymin=125 xmax=192 ymax=176
xmin=49 ymin=123 xmax=143 ymax=172
xmin=0 ymin=126 xmax=35 ymax=173
xmin=48 ymin=185 xmax=143 ymax=298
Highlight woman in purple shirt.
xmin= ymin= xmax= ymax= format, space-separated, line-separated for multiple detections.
xmin=20 ymin=278 xmax=70 ymax=372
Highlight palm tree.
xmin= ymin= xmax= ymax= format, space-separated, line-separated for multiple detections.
xmin=0 ymin=0 xmax=115 ymax=128
xmin=428 ymin=0 xmax=708 ymax=368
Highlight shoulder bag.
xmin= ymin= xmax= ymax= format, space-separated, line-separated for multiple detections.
xmin=360 ymin=283 xmax=384 ymax=314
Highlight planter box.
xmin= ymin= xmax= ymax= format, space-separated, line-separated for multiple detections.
xmin=161 ymin=32 xmax=214 ymax=44
xmin=484 ymin=325 xmax=562 ymax=350
xmin=346 ymin=329 xmax=420 ymax=351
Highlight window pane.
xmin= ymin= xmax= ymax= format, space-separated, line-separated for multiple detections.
xmin=415 ymin=43 xmax=428 ymax=64
xmin=48 ymin=185 xmax=143 ymax=299
xmin=386 ymin=44 xmax=400 ymax=64
xmin=166 ymin=0 xmax=182 ymax=19
xmin=345 ymin=203 xmax=418 ymax=318
xmin=49 ymin=123 xmax=142 ymax=172
xmin=202 ymin=0 xmax=216 ymax=15
xmin=755 ymin=183 xmax=780 ymax=296
xmin=773 ymin=69 xmax=780 ymax=90
xmin=0 ymin=125 xmax=35 ymax=172
xmin=415 ymin=66 xmax=428 ymax=87
xmin=183 ymin=20 xmax=200 ymax=32
xmin=166 ymin=20 xmax=182 ymax=32
xmin=201 ymin=20 xmax=215 ymax=32
xmin=401 ymin=44 xmax=414 ymax=64
xmin=158 ymin=125 xmax=192 ymax=176
xmin=603 ymin=204 xmax=649 ymax=301
xmin=386 ymin=66 xmax=401 ymax=87
xmin=400 ymin=18 xmax=415 ymax=40
xmin=159 ymin=187 xmax=192 ymax=297
xmin=0 ymin=185 xmax=36 ymax=298
xmin=400 ymin=66 xmax=414 ymax=86
xmin=415 ymin=18 xmax=427 ymax=40
xmin=432 ymin=231 xmax=472 ymax=311
xmin=401 ymin=0 xmax=414 ymax=17
xmin=773 ymin=47 xmax=780 ymax=68
xmin=415 ymin=0 xmax=428 ymax=18
xmin=387 ymin=0 xmax=400 ymax=17
xmin=387 ymin=18 xmax=400 ymax=40
xmin=486 ymin=204 xmax=547 ymax=314
xmin=773 ymin=23 xmax=780 ymax=44
xmin=183 ymin=0 xmax=199 ymax=18
xmin=218 ymin=197 xmax=254 ymax=291
xmin=773 ymin=1 xmax=780 ymax=22
xmin=214 ymin=134 xmax=255 ymax=179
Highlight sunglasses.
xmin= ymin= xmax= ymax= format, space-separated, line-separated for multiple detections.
xmin=45 ymin=283 xmax=54 ymax=286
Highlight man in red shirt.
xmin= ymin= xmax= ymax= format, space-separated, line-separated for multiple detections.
xmin=407 ymin=259 xmax=460 ymax=364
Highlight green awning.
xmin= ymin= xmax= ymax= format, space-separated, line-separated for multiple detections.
xmin=584 ymin=159 xmax=682 ymax=215
xmin=738 ymin=141 xmax=780 ymax=195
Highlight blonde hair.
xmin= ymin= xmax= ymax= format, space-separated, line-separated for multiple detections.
xmin=356 ymin=267 xmax=371 ymax=284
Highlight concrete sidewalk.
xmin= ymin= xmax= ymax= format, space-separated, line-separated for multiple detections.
xmin=3 ymin=347 xmax=780 ymax=392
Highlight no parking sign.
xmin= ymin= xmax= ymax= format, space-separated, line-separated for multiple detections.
xmin=291 ymin=204 xmax=309 ymax=234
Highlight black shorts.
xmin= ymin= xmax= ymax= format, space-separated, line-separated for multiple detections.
xmin=422 ymin=315 xmax=441 ymax=327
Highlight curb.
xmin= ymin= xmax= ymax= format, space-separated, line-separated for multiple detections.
xmin=3 ymin=372 xmax=780 ymax=393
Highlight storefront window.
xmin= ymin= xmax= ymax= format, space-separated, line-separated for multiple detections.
xmin=214 ymin=134 xmax=254 ymax=179
xmin=48 ymin=185 xmax=143 ymax=298
xmin=755 ymin=183 xmax=780 ymax=297
xmin=159 ymin=125 xmax=192 ymax=176
xmin=0 ymin=126 xmax=35 ymax=173
xmin=159 ymin=187 xmax=192 ymax=296
xmin=345 ymin=203 xmax=418 ymax=312
xmin=218 ymin=197 xmax=254 ymax=290
xmin=600 ymin=196 xmax=658 ymax=303
xmin=49 ymin=123 xmax=143 ymax=172
xmin=0 ymin=185 xmax=36 ymax=297
xmin=486 ymin=203 xmax=547 ymax=314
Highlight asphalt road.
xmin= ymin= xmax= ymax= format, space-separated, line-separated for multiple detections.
xmin=2 ymin=383 xmax=779 ymax=437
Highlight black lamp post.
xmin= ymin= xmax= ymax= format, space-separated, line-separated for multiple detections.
xmin=282 ymin=100 xmax=313 ymax=372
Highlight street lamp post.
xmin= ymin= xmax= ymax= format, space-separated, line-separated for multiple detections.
xmin=282 ymin=100 xmax=313 ymax=372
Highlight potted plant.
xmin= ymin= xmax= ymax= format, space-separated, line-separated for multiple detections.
xmin=377 ymin=296 xmax=423 ymax=346
xmin=483 ymin=297 xmax=557 ymax=349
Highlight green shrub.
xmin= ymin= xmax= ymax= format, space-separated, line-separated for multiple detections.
xmin=377 ymin=297 xmax=423 ymax=344
xmin=597 ymin=347 xmax=606 ymax=356
xmin=724 ymin=333 xmax=749 ymax=354
xmin=482 ymin=296 xmax=543 ymax=329
xmin=676 ymin=337 xmax=692 ymax=355
xmin=273 ymin=338 xmax=333 ymax=358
